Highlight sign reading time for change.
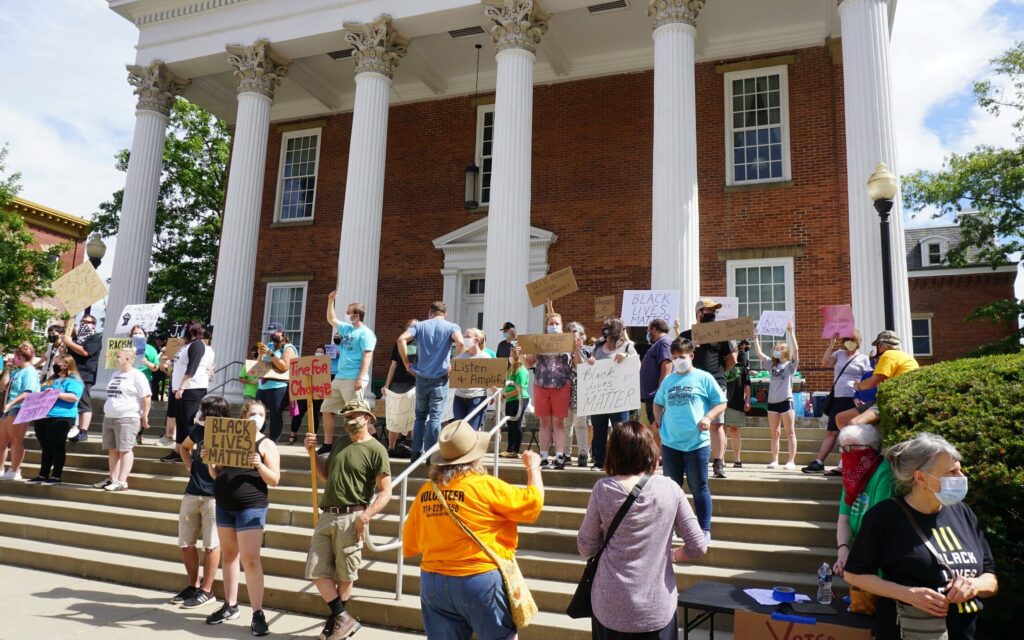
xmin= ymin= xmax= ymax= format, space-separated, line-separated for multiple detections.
xmin=526 ymin=267 xmax=578 ymax=307
xmin=288 ymin=356 xmax=332 ymax=401
xmin=206 ymin=417 xmax=258 ymax=468
xmin=621 ymin=290 xmax=680 ymax=327
xmin=449 ymin=358 xmax=506 ymax=389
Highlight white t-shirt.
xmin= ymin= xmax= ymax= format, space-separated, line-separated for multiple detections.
xmin=172 ymin=340 xmax=215 ymax=391
xmin=104 ymin=368 xmax=152 ymax=418
xmin=831 ymin=350 xmax=870 ymax=398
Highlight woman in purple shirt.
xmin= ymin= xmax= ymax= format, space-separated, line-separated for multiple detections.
xmin=578 ymin=420 xmax=707 ymax=639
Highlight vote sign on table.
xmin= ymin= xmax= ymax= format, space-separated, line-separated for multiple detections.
xmin=206 ymin=417 xmax=258 ymax=468
xmin=288 ymin=356 xmax=332 ymax=401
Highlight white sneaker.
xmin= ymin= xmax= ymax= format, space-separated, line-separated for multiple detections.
xmin=784 ymin=461 xmax=797 ymax=471
xmin=766 ymin=461 xmax=779 ymax=469
xmin=157 ymin=436 xmax=175 ymax=447
xmin=104 ymin=481 xmax=128 ymax=492
xmin=1 ymin=469 xmax=15 ymax=481
xmin=93 ymin=478 xmax=113 ymax=489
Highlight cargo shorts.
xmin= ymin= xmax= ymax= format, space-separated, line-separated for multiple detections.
xmin=304 ymin=511 xmax=363 ymax=583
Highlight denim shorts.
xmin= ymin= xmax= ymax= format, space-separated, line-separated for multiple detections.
xmin=215 ymin=505 xmax=268 ymax=532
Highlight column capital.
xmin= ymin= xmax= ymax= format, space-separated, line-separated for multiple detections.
xmin=126 ymin=61 xmax=188 ymax=116
xmin=482 ymin=0 xmax=550 ymax=54
xmin=647 ymin=0 xmax=704 ymax=30
xmin=226 ymin=39 xmax=291 ymax=98
xmin=344 ymin=15 xmax=410 ymax=79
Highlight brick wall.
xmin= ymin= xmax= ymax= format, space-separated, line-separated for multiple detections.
xmin=25 ymin=224 xmax=84 ymax=275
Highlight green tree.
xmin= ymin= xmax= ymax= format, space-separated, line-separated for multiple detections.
xmin=0 ymin=144 xmax=69 ymax=352
xmin=903 ymin=42 xmax=1024 ymax=354
xmin=90 ymin=99 xmax=230 ymax=334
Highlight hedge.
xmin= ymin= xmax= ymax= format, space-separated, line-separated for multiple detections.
xmin=878 ymin=352 xmax=1024 ymax=632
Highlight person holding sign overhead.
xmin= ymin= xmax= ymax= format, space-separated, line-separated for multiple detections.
xmin=320 ymin=293 xmax=377 ymax=455
xmin=0 ymin=342 xmax=40 ymax=481
xmin=452 ymin=328 xmax=492 ymax=429
xmin=752 ymin=321 xmax=800 ymax=470
xmin=587 ymin=318 xmax=638 ymax=471
xmin=63 ymin=314 xmax=102 ymax=443
xmin=254 ymin=322 xmax=297 ymax=445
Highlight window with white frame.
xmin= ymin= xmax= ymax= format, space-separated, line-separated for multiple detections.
xmin=921 ymin=238 xmax=947 ymax=267
xmin=264 ymin=282 xmax=308 ymax=351
xmin=475 ymin=105 xmax=495 ymax=206
xmin=727 ymin=257 xmax=795 ymax=369
xmin=724 ymin=65 xmax=791 ymax=185
xmin=911 ymin=316 xmax=933 ymax=356
xmin=275 ymin=129 xmax=321 ymax=221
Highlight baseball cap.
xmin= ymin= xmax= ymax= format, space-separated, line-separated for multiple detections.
xmin=265 ymin=322 xmax=284 ymax=333
xmin=871 ymin=330 xmax=901 ymax=348
xmin=501 ymin=322 xmax=516 ymax=331
xmin=695 ymin=298 xmax=723 ymax=311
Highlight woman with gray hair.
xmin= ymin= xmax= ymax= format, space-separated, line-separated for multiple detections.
xmin=845 ymin=433 xmax=998 ymax=640
xmin=96 ymin=347 xmax=152 ymax=491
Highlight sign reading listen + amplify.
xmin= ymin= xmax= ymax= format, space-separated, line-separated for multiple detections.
xmin=105 ymin=338 xmax=134 ymax=368
xmin=516 ymin=332 xmax=576 ymax=355
xmin=821 ymin=304 xmax=855 ymax=339
xmin=621 ymin=290 xmax=680 ymax=327
xmin=576 ymin=355 xmax=641 ymax=416
xmin=206 ymin=417 xmax=258 ymax=468
xmin=526 ymin=267 xmax=578 ymax=307
xmin=52 ymin=261 xmax=108 ymax=317
xmin=114 ymin=303 xmax=165 ymax=335
xmin=288 ymin=356 xmax=332 ymax=401
xmin=690 ymin=316 xmax=755 ymax=344
xmin=13 ymin=389 xmax=60 ymax=424
xmin=450 ymin=358 xmax=506 ymax=389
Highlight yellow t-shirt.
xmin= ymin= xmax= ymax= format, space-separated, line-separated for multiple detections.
xmin=874 ymin=349 xmax=919 ymax=380
xmin=402 ymin=473 xmax=543 ymax=576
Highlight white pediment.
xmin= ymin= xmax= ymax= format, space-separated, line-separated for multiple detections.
xmin=432 ymin=217 xmax=556 ymax=251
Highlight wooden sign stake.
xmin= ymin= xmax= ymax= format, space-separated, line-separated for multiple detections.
xmin=306 ymin=374 xmax=319 ymax=528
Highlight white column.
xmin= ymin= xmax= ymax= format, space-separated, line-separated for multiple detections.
xmin=839 ymin=0 xmax=912 ymax=349
xmin=648 ymin=0 xmax=702 ymax=307
xmin=209 ymin=40 xmax=289 ymax=397
xmin=481 ymin=0 xmax=548 ymax=333
xmin=98 ymin=62 xmax=187 ymax=391
xmin=334 ymin=16 xmax=408 ymax=329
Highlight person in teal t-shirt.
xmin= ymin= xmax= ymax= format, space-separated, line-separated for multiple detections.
xmin=834 ymin=423 xmax=893 ymax=578
xmin=1 ymin=343 xmax=42 ymax=481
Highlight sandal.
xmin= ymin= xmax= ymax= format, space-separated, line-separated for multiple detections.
xmin=286 ymin=434 xmax=297 ymax=445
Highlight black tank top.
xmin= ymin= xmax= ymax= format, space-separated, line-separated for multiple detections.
xmin=213 ymin=437 xmax=269 ymax=510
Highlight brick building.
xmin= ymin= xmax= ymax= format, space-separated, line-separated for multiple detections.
xmin=105 ymin=0 xmax=914 ymax=395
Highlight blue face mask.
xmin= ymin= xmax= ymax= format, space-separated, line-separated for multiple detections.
xmin=645 ymin=332 xmax=652 ymax=343
xmin=927 ymin=473 xmax=968 ymax=506
xmin=772 ymin=350 xmax=782 ymax=359
xmin=502 ymin=332 xmax=510 ymax=341
xmin=546 ymin=325 xmax=560 ymax=334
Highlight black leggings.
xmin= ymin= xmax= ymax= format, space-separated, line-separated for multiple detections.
xmin=290 ymin=398 xmax=323 ymax=436
xmin=36 ymin=418 xmax=73 ymax=478
xmin=256 ymin=386 xmax=288 ymax=443
xmin=175 ymin=388 xmax=206 ymax=445
xmin=504 ymin=398 xmax=529 ymax=453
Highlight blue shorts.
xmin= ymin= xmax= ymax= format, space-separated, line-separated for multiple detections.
xmin=215 ymin=505 xmax=267 ymax=532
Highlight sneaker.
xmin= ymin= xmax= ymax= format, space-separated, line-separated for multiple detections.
xmin=26 ymin=475 xmax=46 ymax=484
xmin=182 ymin=589 xmax=216 ymax=608
xmin=552 ymin=457 xmax=565 ymax=470
xmin=92 ymin=478 xmax=113 ymax=489
xmin=322 ymin=611 xmax=361 ymax=640
xmin=42 ymin=477 xmax=61 ymax=485
xmin=206 ymin=602 xmax=240 ymax=625
xmin=68 ymin=430 xmax=88 ymax=442
xmin=801 ymin=460 xmax=825 ymax=474
xmin=250 ymin=609 xmax=269 ymax=636
xmin=824 ymin=468 xmax=843 ymax=477
xmin=784 ymin=461 xmax=797 ymax=471
xmin=160 ymin=451 xmax=182 ymax=463
xmin=712 ymin=459 xmax=727 ymax=479
xmin=316 ymin=443 xmax=332 ymax=456
xmin=170 ymin=585 xmax=201 ymax=604
xmin=766 ymin=461 xmax=779 ymax=469
xmin=577 ymin=454 xmax=588 ymax=468
xmin=157 ymin=436 xmax=175 ymax=447
xmin=104 ymin=481 xmax=128 ymax=492
xmin=1 ymin=469 xmax=20 ymax=481
xmin=732 ymin=462 xmax=744 ymax=468
xmin=539 ymin=458 xmax=550 ymax=468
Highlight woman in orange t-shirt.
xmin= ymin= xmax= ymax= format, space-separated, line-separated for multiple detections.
xmin=403 ymin=420 xmax=544 ymax=639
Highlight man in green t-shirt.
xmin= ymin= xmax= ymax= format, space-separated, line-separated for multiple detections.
xmin=834 ymin=424 xmax=893 ymax=578
xmin=303 ymin=400 xmax=391 ymax=639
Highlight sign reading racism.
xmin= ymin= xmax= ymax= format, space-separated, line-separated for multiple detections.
xmin=526 ymin=267 xmax=578 ymax=307
xmin=755 ymin=310 xmax=793 ymax=337
xmin=621 ymin=290 xmax=680 ymax=327
xmin=516 ymin=332 xmax=576 ymax=355
xmin=52 ymin=261 xmax=108 ymax=317
xmin=594 ymin=295 xmax=617 ymax=320
xmin=450 ymin=358 xmax=506 ymax=389
xmin=576 ymin=355 xmax=641 ymax=416
xmin=821 ymin=304 xmax=855 ymax=339
xmin=13 ymin=389 xmax=60 ymax=424
xmin=206 ymin=417 xmax=258 ymax=468
xmin=690 ymin=316 xmax=755 ymax=344
xmin=114 ymin=303 xmax=165 ymax=335
xmin=288 ymin=356 xmax=332 ymax=401
xmin=105 ymin=338 xmax=134 ymax=369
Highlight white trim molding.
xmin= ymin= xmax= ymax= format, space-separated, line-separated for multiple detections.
xmin=907 ymin=265 xmax=1017 ymax=278
xmin=910 ymin=314 xmax=933 ymax=357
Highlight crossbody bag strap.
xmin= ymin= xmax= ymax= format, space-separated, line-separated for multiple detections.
xmin=830 ymin=356 xmax=857 ymax=395
xmin=896 ymin=497 xmax=954 ymax=583
xmin=594 ymin=474 xmax=650 ymax=557
xmin=431 ymin=482 xmax=504 ymax=567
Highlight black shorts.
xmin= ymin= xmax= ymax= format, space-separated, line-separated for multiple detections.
xmin=766 ymin=399 xmax=793 ymax=414
xmin=827 ymin=397 xmax=858 ymax=431
xmin=78 ymin=383 xmax=93 ymax=415
xmin=167 ymin=390 xmax=177 ymax=416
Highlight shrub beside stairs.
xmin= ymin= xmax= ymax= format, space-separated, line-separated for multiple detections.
xmin=0 ymin=401 xmax=844 ymax=637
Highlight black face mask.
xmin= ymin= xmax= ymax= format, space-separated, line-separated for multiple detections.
xmin=53 ymin=365 xmax=64 ymax=374
xmin=333 ymin=337 xmax=342 ymax=345
xmin=48 ymin=334 xmax=60 ymax=343
xmin=699 ymin=313 xmax=717 ymax=323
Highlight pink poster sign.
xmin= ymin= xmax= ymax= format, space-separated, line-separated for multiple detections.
xmin=821 ymin=304 xmax=855 ymax=339
xmin=13 ymin=389 xmax=60 ymax=424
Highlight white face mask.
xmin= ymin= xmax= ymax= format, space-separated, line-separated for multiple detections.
xmin=772 ymin=350 xmax=783 ymax=359
xmin=927 ymin=473 xmax=968 ymax=506
xmin=464 ymin=337 xmax=477 ymax=349
xmin=672 ymin=357 xmax=692 ymax=373
xmin=342 ymin=314 xmax=352 ymax=324
xmin=249 ymin=414 xmax=266 ymax=431
xmin=546 ymin=325 xmax=561 ymax=334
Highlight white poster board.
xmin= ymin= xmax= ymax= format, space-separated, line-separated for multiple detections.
xmin=701 ymin=296 xmax=739 ymax=321
xmin=755 ymin=310 xmax=793 ymax=337
xmin=576 ymin=355 xmax=641 ymax=416
xmin=620 ymin=290 xmax=680 ymax=327
xmin=114 ymin=303 xmax=165 ymax=335
xmin=384 ymin=388 xmax=415 ymax=435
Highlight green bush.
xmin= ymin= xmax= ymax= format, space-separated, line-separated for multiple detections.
xmin=879 ymin=352 xmax=1024 ymax=632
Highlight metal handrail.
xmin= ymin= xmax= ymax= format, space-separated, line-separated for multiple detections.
xmin=364 ymin=382 xmax=525 ymax=600
xmin=206 ymin=360 xmax=246 ymax=397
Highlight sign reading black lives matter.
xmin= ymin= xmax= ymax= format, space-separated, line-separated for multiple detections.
xmin=206 ymin=417 xmax=258 ymax=468
xmin=449 ymin=358 xmax=506 ymax=389
xmin=576 ymin=355 xmax=641 ymax=416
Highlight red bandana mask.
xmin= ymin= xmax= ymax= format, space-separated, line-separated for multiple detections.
xmin=841 ymin=448 xmax=882 ymax=506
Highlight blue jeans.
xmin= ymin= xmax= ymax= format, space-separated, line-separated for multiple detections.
xmin=590 ymin=411 xmax=630 ymax=468
xmin=413 ymin=375 xmax=449 ymax=456
xmin=453 ymin=395 xmax=486 ymax=429
xmin=662 ymin=444 xmax=712 ymax=532
xmin=420 ymin=570 xmax=515 ymax=640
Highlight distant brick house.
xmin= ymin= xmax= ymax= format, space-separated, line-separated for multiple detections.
xmin=905 ymin=221 xmax=1018 ymax=364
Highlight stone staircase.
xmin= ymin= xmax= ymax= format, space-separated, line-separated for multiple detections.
xmin=0 ymin=401 xmax=843 ymax=638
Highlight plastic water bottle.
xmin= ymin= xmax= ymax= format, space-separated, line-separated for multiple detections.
xmin=817 ymin=562 xmax=833 ymax=604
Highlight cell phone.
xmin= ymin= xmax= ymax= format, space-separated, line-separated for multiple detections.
xmin=257 ymin=342 xmax=268 ymax=351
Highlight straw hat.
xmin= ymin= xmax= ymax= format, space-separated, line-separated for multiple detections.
xmin=429 ymin=420 xmax=490 ymax=466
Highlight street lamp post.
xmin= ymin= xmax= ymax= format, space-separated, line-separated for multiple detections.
xmin=84 ymin=234 xmax=107 ymax=316
xmin=866 ymin=163 xmax=899 ymax=331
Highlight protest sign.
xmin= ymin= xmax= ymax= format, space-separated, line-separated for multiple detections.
xmin=526 ymin=267 xmax=578 ymax=307
xmin=113 ymin=303 xmax=165 ymax=335
xmin=164 ymin=337 xmax=186 ymax=362
xmin=450 ymin=358 xmax=506 ymax=389
xmin=324 ymin=344 xmax=338 ymax=359
xmin=52 ymin=261 xmax=108 ymax=317
xmin=733 ymin=610 xmax=870 ymax=640
xmin=755 ymin=310 xmax=793 ymax=337
xmin=594 ymin=295 xmax=617 ymax=320
xmin=576 ymin=355 xmax=641 ymax=416
xmin=621 ymin=290 xmax=680 ymax=327
xmin=132 ymin=335 xmax=148 ymax=368
xmin=690 ymin=316 xmax=754 ymax=344
xmin=384 ymin=388 xmax=415 ymax=435
xmin=206 ymin=417 xmax=258 ymax=468
xmin=105 ymin=337 xmax=134 ymax=368
xmin=244 ymin=355 xmax=287 ymax=381
xmin=13 ymin=389 xmax=60 ymax=424
xmin=288 ymin=356 xmax=332 ymax=401
xmin=821 ymin=304 xmax=855 ymax=339
xmin=701 ymin=295 xmax=739 ymax=321
xmin=516 ymin=332 xmax=575 ymax=355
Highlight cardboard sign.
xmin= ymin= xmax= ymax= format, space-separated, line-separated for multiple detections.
xmin=13 ymin=389 xmax=60 ymax=424
xmin=517 ymin=332 xmax=575 ymax=355
xmin=244 ymin=355 xmax=288 ymax=381
xmin=163 ymin=337 xmax=185 ymax=361
xmin=821 ymin=304 xmax=855 ymax=339
xmin=105 ymin=337 xmax=134 ymax=369
xmin=113 ymin=303 xmax=165 ymax=335
xmin=384 ymin=388 xmax=415 ymax=434
xmin=576 ymin=355 xmax=641 ymax=416
xmin=526 ymin=267 xmax=578 ymax=307
xmin=594 ymin=295 xmax=617 ymax=320
xmin=288 ymin=356 xmax=332 ymax=401
xmin=733 ymin=610 xmax=870 ymax=640
xmin=621 ymin=290 xmax=680 ymax=327
xmin=756 ymin=310 xmax=793 ymax=337
xmin=206 ymin=417 xmax=258 ymax=468
xmin=52 ymin=261 xmax=108 ymax=317
xmin=690 ymin=316 xmax=754 ymax=344
xmin=702 ymin=295 xmax=739 ymax=321
xmin=450 ymin=357 xmax=506 ymax=388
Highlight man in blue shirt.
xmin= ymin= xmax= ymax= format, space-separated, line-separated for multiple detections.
xmin=320 ymin=291 xmax=377 ymax=455
xmin=652 ymin=337 xmax=727 ymax=543
xmin=396 ymin=301 xmax=464 ymax=459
